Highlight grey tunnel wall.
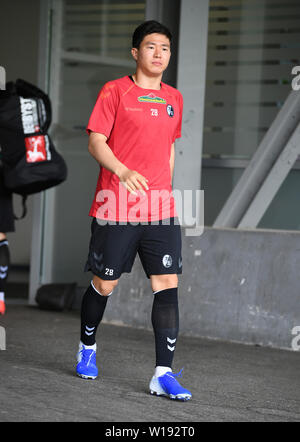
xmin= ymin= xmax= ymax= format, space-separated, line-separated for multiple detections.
xmin=102 ymin=227 xmax=300 ymax=351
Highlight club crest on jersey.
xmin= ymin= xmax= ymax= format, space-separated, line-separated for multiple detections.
xmin=162 ymin=254 xmax=173 ymax=268
xmin=166 ymin=104 xmax=174 ymax=117
xmin=138 ymin=93 xmax=166 ymax=104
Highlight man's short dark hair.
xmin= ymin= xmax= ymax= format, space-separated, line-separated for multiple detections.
xmin=132 ymin=20 xmax=172 ymax=49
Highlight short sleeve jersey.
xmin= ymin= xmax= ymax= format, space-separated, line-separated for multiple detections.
xmin=86 ymin=75 xmax=183 ymax=222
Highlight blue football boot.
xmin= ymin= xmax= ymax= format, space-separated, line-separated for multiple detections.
xmin=149 ymin=369 xmax=192 ymax=401
xmin=76 ymin=343 xmax=98 ymax=380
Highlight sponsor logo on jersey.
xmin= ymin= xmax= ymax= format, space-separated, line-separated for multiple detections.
xmin=138 ymin=93 xmax=166 ymax=104
xmin=166 ymin=104 xmax=174 ymax=117
xmin=125 ymin=107 xmax=143 ymax=112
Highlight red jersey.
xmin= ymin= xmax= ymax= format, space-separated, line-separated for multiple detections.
xmin=86 ymin=75 xmax=183 ymax=222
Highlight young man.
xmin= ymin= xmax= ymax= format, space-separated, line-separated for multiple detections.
xmin=76 ymin=20 xmax=191 ymax=401
xmin=0 ymin=162 xmax=13 ymax=315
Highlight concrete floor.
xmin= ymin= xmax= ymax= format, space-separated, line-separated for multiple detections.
xmin=0 ymin=304 xmax=300 ymax=422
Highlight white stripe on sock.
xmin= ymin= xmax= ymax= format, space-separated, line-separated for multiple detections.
xmin=152 ymin=289 xmax=164 ymax=295
xmin=85 ymin=326 xmax=95 ymax=332
xmin=91 ymin=280 xmax=112 ymax=297
xmin=167 ymin=337 xmax=176 ymax=344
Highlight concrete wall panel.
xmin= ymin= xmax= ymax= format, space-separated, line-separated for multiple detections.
xmin=102 ymin=227 xmax=300 ymax=350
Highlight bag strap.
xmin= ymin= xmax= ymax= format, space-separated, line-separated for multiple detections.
xmin=14 ymin=195 xmax=28 ymax=220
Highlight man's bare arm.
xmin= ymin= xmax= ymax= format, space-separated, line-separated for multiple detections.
xmin=88 ymin=132 xmax=148 ymax=195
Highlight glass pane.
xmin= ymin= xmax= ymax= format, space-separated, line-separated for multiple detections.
xmin=57 ymin=61 xmax=132 ymax=150
xmin=63 ymin=0 xmax=146 ymax=60
xmin=201 ymin=167 xmax=244 ymax=225
xmin=203 ymin=0 xmax=300 ymax=158
xmin=258 ymin=170 xmax=300 ymax=231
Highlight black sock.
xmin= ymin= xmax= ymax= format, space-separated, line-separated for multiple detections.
xmin=80 ymin=283 xmax=110 ymax=346
xmin=0 ymin=239 xmax=10 ymax=295
xmin=151 ymin=287 xmax=179 ymax=368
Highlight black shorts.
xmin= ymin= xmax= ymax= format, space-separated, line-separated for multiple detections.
xmin=0 ymin=165 xmax=15 ymax=233
xmin=84 ymin=217 xmax=182 ymax=280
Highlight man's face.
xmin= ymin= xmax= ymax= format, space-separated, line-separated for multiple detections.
xmin=131 ymin=33 xmax=171 ymax=76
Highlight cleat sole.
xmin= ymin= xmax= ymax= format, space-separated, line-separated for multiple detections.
xmin=76 ymin=372 xmax=97 ymax=380
xmin=150 ymin=390 xmax=165 ymax=397
xmin=150 ymin=390 xmax=191 ymax=401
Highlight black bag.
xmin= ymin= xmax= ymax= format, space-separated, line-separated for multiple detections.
xmin=0 ymin=79 xmax=67 ymax=218
xmin=35 ymin=283 xmax=77 ymax=312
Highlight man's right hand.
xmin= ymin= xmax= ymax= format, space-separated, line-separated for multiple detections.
xmin=88 ymin=132 xmax=149 ymax=196
xmin=117 ymin=166 xmax=149 ymax=196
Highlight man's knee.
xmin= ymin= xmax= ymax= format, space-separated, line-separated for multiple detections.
xmin=92 ymin=275 xmax=119 ymax=296
xmin=150 ymin=274 xmax=178 ymax=292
